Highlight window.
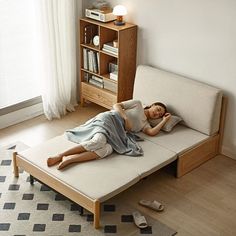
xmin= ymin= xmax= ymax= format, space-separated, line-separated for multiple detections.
xmin=0 ymin=0 xmax=41 ymax=109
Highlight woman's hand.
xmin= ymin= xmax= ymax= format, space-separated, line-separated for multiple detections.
xmin=143 ymin=113 xmax=172 ymax=136
xmin=162 ymin=113 xmax=171 ymax=122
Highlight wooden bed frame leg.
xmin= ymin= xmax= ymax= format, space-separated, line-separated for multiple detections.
xmin=79 ymin=206 xmax=84 ymax=215
xmin=94 ymin=200 xmax=100 ymax=229
xmin=29 ymin=175 xmax=35 ymax=185
xmin=13 ymin=152 xmax=19 ymax=177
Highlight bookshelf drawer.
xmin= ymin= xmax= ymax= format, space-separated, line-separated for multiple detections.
xmin=82 ymin=82 xmax=117 ymax=109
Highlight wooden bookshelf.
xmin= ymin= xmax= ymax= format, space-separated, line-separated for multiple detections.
xmin=79 ymin=18 xmax=137 ymax=109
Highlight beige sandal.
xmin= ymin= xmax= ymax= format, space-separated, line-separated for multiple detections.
xmin=132 ymin=211 xmax=148 ymax=229
xmin=139 ymin=199 xmax=164 ymax=212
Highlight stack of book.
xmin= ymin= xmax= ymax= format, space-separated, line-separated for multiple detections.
xmin=102 ymin=42 xmax=118 ymax=56
xmin=88 ymin=75 xmax=104 ymax=88
xmin=83 ymin=48 xmax=99 ymax=73
xmin=104 ymin=80 xmax=117 ymax=93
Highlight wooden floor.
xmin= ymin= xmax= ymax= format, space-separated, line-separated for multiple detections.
xmin=1 ymin=104 xmax=236 ymax=236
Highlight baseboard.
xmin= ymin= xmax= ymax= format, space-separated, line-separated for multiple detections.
xmin=221 ymin=145 xmax=236 ymax=160
xmin=0 ymin=103 xmax=44 ymax=129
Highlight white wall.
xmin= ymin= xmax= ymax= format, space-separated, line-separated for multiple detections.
xmin=84 ymin=0 xmax=236 ymax=159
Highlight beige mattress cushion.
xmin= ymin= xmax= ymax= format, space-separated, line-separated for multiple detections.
xmin=19 ymin=134 xmax=176 ymax=202
xmin=139 ymin=125 xmax=209 ymax=155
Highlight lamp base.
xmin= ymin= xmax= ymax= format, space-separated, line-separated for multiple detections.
xmin=114 ymin=20 xmax=125 ymax=26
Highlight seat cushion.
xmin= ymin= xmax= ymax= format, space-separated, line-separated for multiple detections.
xmin=114 ymin=140 xmax=177 ymax=178
xmin=139 ymin=125 xmax=209 ymax=155
xmin=19 ymin=134 xmax=176 ymax=202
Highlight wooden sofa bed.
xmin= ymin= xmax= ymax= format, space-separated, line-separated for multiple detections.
xmin=12 ymin=65 xmax=226 ymax=229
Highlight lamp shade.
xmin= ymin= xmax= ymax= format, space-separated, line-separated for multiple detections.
xmin=112 ymin=5 xmax=127 ymax=16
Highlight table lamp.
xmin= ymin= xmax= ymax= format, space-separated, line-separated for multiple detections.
xmin=113 ymin=5 xmax=127 ymax=26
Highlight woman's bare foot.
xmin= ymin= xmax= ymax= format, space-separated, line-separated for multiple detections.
xmin=47 ymin=155 xmax=63 ymax=167
xmin=57 ymin=156 xmax=72 ymax=170
xmin=57 ymin=152 xmax=98 ymax=170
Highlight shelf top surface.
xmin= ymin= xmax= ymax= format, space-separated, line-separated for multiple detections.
xmin=80 ymin=18 xmax=137 ymax=31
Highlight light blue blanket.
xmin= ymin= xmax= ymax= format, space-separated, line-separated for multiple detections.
xmin=65 ymin=111 xmax=143 ymax=156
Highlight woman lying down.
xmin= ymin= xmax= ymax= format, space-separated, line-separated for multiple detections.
xmin=47 ymin=100 xmax=171 ymax=170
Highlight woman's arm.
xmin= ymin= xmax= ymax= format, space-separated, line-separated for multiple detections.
xmin=113 ymin=102 xmax=132 ymax=131
xmin=143 ymin=113 xmax=171 ymax=136
xmin=113 ymin=102 xmax=127 ymax=120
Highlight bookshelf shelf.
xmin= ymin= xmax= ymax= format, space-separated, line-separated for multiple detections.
xmin=80 ymin=18 xmax=137 ymax=109
xmin=100 ymin=50 xmax=118 ymax=58
xmin=82 ymin=82 xmax=116 ymax=94
xmin=101 ymin=73 xmax=116 ymax=82
xmin=81 ymin=44 xmax=99 ymax=52
xmin=81 ymin=68 xmax=101 ymax=77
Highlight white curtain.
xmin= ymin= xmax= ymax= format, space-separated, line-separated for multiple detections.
xmin=36 ymin=0 xmax=77 ymax=120
xmin=0 ymin=0 xmax=41 ymax=108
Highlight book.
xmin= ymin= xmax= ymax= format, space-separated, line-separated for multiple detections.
xmin=96 ymin=52 xmax=99 ymax=72
xmin=88 ymin=50 xmax=93 ymax=72
xmin=104 ymin=79 xmax=117 ymax=93
xmin=103 ymin=42 xmax=118 ymax=52
xmin=89 ymin=78 xmax=104 ymax=88
xmin=84 ymin=72 xmax=91 ymax=82
xmin=102 ymin=48 xmax=118 ymax=56
xmin=110 ymin=71 xmax=118 ymax=81
xmin=109 ymin=62 xmax=118 ymax=73
xmin=92 ymin=51 xmax=98 ymax=73
xmin=85 ymin=50 xmax=99 ymax=73
xmin=92 ymin=75 xmax=103 ymax=83
xmin=83 ymin=48 xmax=88 ymax=70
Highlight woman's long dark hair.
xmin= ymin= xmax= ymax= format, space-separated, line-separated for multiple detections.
xmin=144 ymin=102 xmax=167 ymax=115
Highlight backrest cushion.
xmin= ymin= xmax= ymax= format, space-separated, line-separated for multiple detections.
xmin=133 ymin=65 xmax=222 ymax=135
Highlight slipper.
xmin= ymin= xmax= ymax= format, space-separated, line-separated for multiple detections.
xmin=132 ymin=211 xmax=148 ymax=229
xmin=139 ymin=199 xmax=164 ymax=212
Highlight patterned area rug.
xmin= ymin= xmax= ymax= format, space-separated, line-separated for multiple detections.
xmin=0 ymin=142 xmax=177 ymax=236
